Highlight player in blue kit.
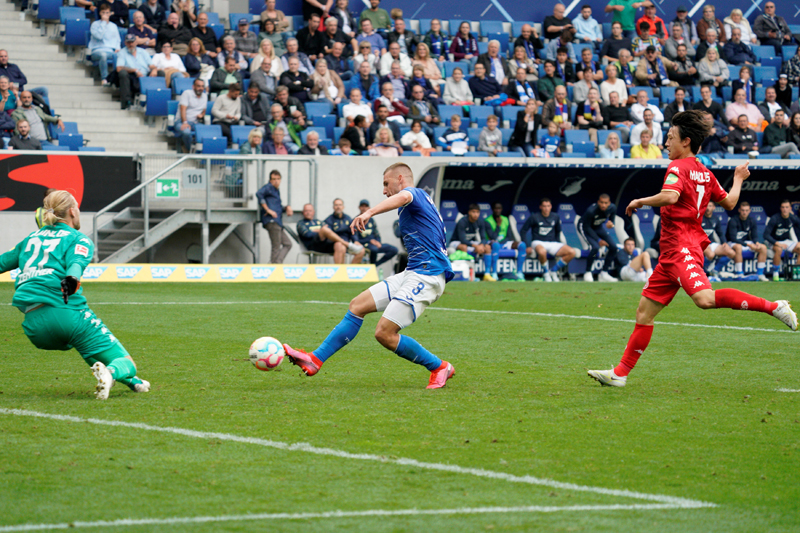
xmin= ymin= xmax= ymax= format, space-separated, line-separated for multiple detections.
xmin=449 ymin=204 xmax=496 ymax=281
xmin=701 ymin=200 xmax=733 ymax=280
xmin=520 ymin=198 xmax=576 ymax=282
xmin=610 ymin=238 xmax=653 ymax=282
xmin=283 ymin=163 xmax=456 ymax=389
xmin=726 ymin=201 xmax=768 ymax=281
xmin=764 ymin=200 xmax=800 ymax=281
xmin=577 ymin=194 xmax=619 ymax=282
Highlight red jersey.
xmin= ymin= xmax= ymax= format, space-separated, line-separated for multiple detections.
xmin=658 ymin=157 xmax=728 ymax=259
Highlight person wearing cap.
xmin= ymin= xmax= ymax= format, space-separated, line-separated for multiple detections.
xmin=355 ymin=199 xmax=397 ymax=269
xmin=89 ymin=3 xmax=121 ymax=86
xmin=604 ymin=0 xmax=646 ymax=39
xmin=671 ymin=5 xmax=698 ymax=45
xmin=635 ymin=45 xmax=677 ymax=96
xmin=234 ymin=18 xmax=259 ymax=60
xmin=296 ymin=12 xmax=327 ymax=62
xmin=115 ymin=33 xmax=157 ymax=109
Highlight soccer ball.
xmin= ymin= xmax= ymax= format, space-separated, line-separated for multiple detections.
xmin=249 ymin=337 xmax=284 ymax=371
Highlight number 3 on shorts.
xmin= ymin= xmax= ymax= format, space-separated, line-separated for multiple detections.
xmin=411 ymin=282 xmax=424 ymax=295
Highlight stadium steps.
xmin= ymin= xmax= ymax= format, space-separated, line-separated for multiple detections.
xmin=0 ymin=0 xmax=173 ymax=153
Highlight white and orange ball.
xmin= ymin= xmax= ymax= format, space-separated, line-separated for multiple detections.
xmin=249 ymin=337 xmax=285 ymax=371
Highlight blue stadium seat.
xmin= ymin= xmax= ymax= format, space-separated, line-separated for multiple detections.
xmin=249 ymin=0 xmax=262 ymax=14
xmin=205 ymin=12 xmax=221 ymax=25
xmin=209 ymin=24 xmax=224 ymax=40
xmin=58 ymin=133 xmax=83 ymax=151
xmin=194 ymin=124 xmax=222 ymax=142
xmin=472 ymin=151 xmax=489 ymax=157
xmin=430 ymin=150 xmax=454 ymax=156
xmin=438 ymin=105 xmax=463 ymax=125
xmin=495 ymin=151 xmax=519 ymax=157
xmin=501 ymin=105 xmax=523 ymax=128
xmin=724 ymin=153 xmax=748 ymax=159
xmin=633 ymin=86 xmax=655 ymax=101
xmin=486 ymin=32 xmax=510 ymax=54
xmin=511 ymin=204 xmax=531 ymax=243
xmin=319 ymin=139 xmax=332 ymax=149
xmin=145 ymin=88 xmax=171 ymax=116
xmin=64 ymin=17 xmax=90 ymax=46
xmin=166 ymin=100 xmax=179 ymax=135
xmin=59 ymin=6 xmax=85 ymax=24
xmin=310 ymin=114 xmax=336 ymax=139
xmin=568 ymin=152 xmax=589 ymax=158
xmin=660 ymin=86 xmax=676 ymax=105
xmin=44 ymin=145 xmax=71 ymax=151
xmin=467 ymin=127 xmax=481 ymax=147
xmin=433 ymin=125 xmax=448 ymax=142
xmin=60 ymin=122 xmax=80 ymax=136
xmin=477 ymin=202 xmax=492 ymax=219
xmin=721 ymin=85 xmax=732 ymax=102
xmin=782 ymin=45 xmax=797 ymax=59
xmin=36 ymin=0 xmax=62 ymax=20
xmin=305 ymin=101 xmax=333 ymax=117
xmin=481 ymin=21 xmax=504 ymax=36
xmin=79 ymin=146 xmax=105 ymax=151
xmin=418 ymin=19 xmax=432 ymax=34
xmin=565 ymin=130 xmax=590 ymax=145
xmin=440 ymin=200 xmax=459 ymax=221
xmin=756 ymin=131 xmax=763 ymax=145
xmin=300 ymin=126 xmax=327 ymax=143
xmin=173 ymin=76 xmax=195 ymax=97
xmin=449 ymin=19 xmax=468 ymax=36
xmin=621 ymin=143 xmax=632 ymax=158
xmin=536 ymin=128 xmax=547 ymax=145
xmin=574 ymin=42 xmax=593 ymax=58
xmin=477 ymin=41 xmax=489 ymax=54
xmin=755 ymin=86 xmax=767 ymax=102
xmin=229 ymin=13 xmax=255 ymax=30
xmin=557 ymin=203 xmax=583 ymax=249
xmin=728 ymin=64 xmax=741 ymax=80
xmin=402 ymin=150 xmax=421 ymax=156
xmin=398 ymin=125 xmax=410 ymax=138
xmin=469 ymin=105 xmax=494 ymax=127
xmin=750 ymin=206 xmax=768 ymax=237
xmin=231 ymin=125 xmax=255 ymax=146
xmin=754 ymin=66 xmax=777 ymax=83
xmin=758 ymin=153 xmax=781 ymax=159
xmin=602 ymin=22 xmax=612 ymax=39
xmin=443 ymin=61 xmax=469 ymax=78
xmin=752 ymin=45 xmax=777 ymax=59
xmin=511 ymin=21 xmax=534 ymax=37
xmin=789 ymin=154 xmax=800 ymax=160
xmin=633 ymin=205 xmax=655 ymax=249
xmin=333 ymin=126 xmax=344 ymax=142
xmin=201 ymin=136 xmax=227 ymax=154
xmin=290 ymin=15 xmax=304 ymax=31
xmin=139 ymin=76 xmax=167 ymax=95
xmin=760 ymin=56 xmax=783 ymax=73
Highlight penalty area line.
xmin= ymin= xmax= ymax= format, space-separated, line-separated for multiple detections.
xmin=0 ymin=408 xmax=716 ymax=510
xmin=776 ymin=388 xmax=800 ymax=392
xmin=0 ymin=503 xmax=708 ymax=532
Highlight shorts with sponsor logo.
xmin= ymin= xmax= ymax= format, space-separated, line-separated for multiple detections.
xmin=776 ymin=239 xmax=798 ymax=252
xmin=642 ymin=246 xmax=711 ymax=306
xmin=531 ymin=240 xmax=564 ymax=256
xmin=22 ymin=306 xmax=128 ymax=359
xmin=368 ymin=270 xmax=446 ymax=329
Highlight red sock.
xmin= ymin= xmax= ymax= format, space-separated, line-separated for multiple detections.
xmin=614 ymin=323 xmax=653 ymax=377
xmin=714 ymin=289 xmax=778 ymax=313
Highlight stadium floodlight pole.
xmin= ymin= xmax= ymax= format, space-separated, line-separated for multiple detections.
xmin=588 ymin=110 xmax=797 ymax=388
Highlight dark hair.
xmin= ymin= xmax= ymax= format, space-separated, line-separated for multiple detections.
xmin=780 ymin=199 xmax=791 ymax=205
xmin=353 ymin=115 xmax=366 ymax=126
xmin=638 ymin=21 xmax=649 ymax=31
xmin=376 ymin=104 xmax=388 ymax=110
xmin=675 ymin=87 xmax=685 ymax=94
xmin=492 ymin=202 xmax=503 ymax=209
xmin=468 ymin=203 xmax=480 ymax=212
xmin=740 ymin=201 xmax=750 ymax=208
xmin=624 ymin=237 xmax=635 ymax=244
xmin=581 ymin=4 xmax=591 ymax=9
xmin=556 ymin=46 xmax=568 ymax=56
xmin=228 ymin=82 xmax=241 ymax=93
xmin=677 ymin=43 xmax=687 ymax=49
xmin=671 ymin=109 xmax=712 ymax=154
xmin=544 ymin=60 xmax=556 ymax=68
xmin=410 ymin=119 xmax=423 ymax=128
xmin=540 ymin=197 xmax=552 ymax=205
xmin=612 ymin=21 xmax=622 ymax=28
xmin=270 ymin=170 xmax=282 ymax=179
xmin=599 ymin=193 xmax=610 ymax=201
xmin=560 ymin=29 xmax=572 ymax=40
xmin=98 ymin=2 xmax=111 ymax=11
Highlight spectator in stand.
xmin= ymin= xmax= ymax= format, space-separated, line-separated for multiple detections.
xmin=602 ymin=90 xmax=632 ymax=142
xmin=443 ymin=67 xmax=473 ymax=105
xmin=151 ymin=42 xmax=187 ymax=88
xmin=437 ymin=114 xmax=469 ymax=154
xmin=211 ymin=82 xmax=241 ymax=144
xmin=762 ymin=109 xmax=799 ymax=157
xmin=172 ymin=0 xmax=196 ymax=29
xmin=631 ymin=20 xmax=661 ymax=57
xmin=542 ymin=84 xmax=572 ymax=135
xmin=605 ymin=0 xmax=646 ymax=39
xmin=699 ymin=109 xmax=730 ymax=158
xmin=601 ymin=22 xmax=632 ymax=63
xmin=234 ymin=18 xmax=259 ymax=60
xmin=140 ymin=0 xmax=167 ymax=30
xmin=241 ymin=83 xmax=271 ymax=132
xmin=726 ymin=88 xmax=764 ymax=128
xmin=573 ymin=87 xmax=604 ymax=143
xmin=599 ymin=63 xmax=626 ymax=106
xmin=477 ymin=40 xmax=512 ymax=89
xmin=259 ymin=19 xmax=287 ymax=57
xmin=347 ymin=60 xmax=379 ymax=101
xmin=509 ymin=46 xmax=537 ymax=83
xmin=774 ymin=75 xmax=792 ymax=110
xmin=218 ymin=35 xmax=249 ymax=75
xmin=0 ymin=51 xmax=46 ymax=99
xmin=267 ymin=102 xmax=303 ymax=149
xmin=191 ymin=13 xmax=218 ymax=58
xmin=635 ymin=45 xmax=676 ymax=97
xmin=553 ymin=47 xmax=576 ymax=86
xmin=297 ymin=203 xmax=364 ymax=264
xmin=129 ymin=11 xmax=157 ymax=53
xmin=505 ymin=67 xmax=539 ymax=104
xmin=342 ymin=87 xmax=373 ymax=123
xmin=759 ymin=86 xmax=790 ymax=124
xmin=577 ymin=194 xmax=618 ymax=282
xmin=514 ymin=23 xmax=543 ymax=62
xmin=298 ymin=130 xmax=329 ymax=155
xmin=636 ymin=2 xmax=666 ymax=41
xmin=537 ymin=60 xmax=564 ymax=103
xmin=263 ymin=125 xmax=297 ymax=154
xmin=296 ymin=13 xmax=326 ymax=62
xmin=239 ymin=127 xmax=262 ymax=157
xmin=251 ymin=57 xmax=278 ymax=99
xmin=175 ymin=78 xmax=206 ymax=153
xmin=450 ymin=22 xmax=478 ymax=62
xmin=765 ymin=199 xmax=800 ymax=280
xmin=108 ymin=0 xmax=131 ymax=28
xmin=670 ymin=43 xmax=697 ymax=87
xmin=374 ymin=82 xmax=408 ymax=119
xmin=753 ymin=2 xmax=793 ymax=55
xmin=380 ymin=61 xmax=411 ymax=100
xmin=310 ymin=58 xmax=345 ymax=104
xmin=663 ymin=22 xmax=695 ymax=60
xmin=422 ymin=19 xmax=448 ymax=62
xmin=370 ymin=126 xmax=401 ymax=156
xmin=401 ymin=120 xmax=433 ymax=154
xmin=613 ymin=49 xmax=636 ymax=95
xmin=157 ymin=12 xmax=192 ymax=55
xmin=89 ymin=4 xmax=121 ymax=86
xmin=545 ymin=30 xmax=577 ymax=63
xmin=573 ymin=66 xmax=598 ymax=104
xmin=353 ymin=41 xmax=379 ymax=76
xmin=695 ymin=28 xmax=723 ymax=61
xmin=332 ymin=0 xmax=358 ymax=41
xmin=468 ymin=62 xmax=503 ymax=104
xmin=694 ymin=84 xmax=730 ymax=128
xmin=356 ymin=19 xmax=386 ymax=57
xmin=574 ymin=5 xmax=603 ymax=48
xmin=282 ymin=38 xmax=313 ymax=74
xmin=358 ymin=0 xmax=390 ymax=30
xmin=630 ymin=108 xmax=662 ymax=148
xmin=631 ymin=128 xmax=661 ymax=158
xmin=321 ymin=18 xmax=352 ymax=58
xmin=252 ymin=39 xmax=282 ymax=78
xmin=261 ymin=0 xmax=289 ymax=32
xmin=325 ymin=42 xmax=352 ymax=81
xmin=671 ymin=5 xmax=698 ymax=45
xmin=386 ymin=18 xmax=417 ymax=56
xmin=11 ymin=91 xmax=64 ymax=147
xmin=478 ymin=114 xmax=503 ymax=156
xmin=380 ymin=42 xmax=412 ymax=77
xmin=538 ymin=119 xmax=562 ymax=157
xmin=412 ymin=43 xmax=442 ymax=88
xmin=576 ymin=47 xmax=603 ymax=82
xmin=729 ymin=114 xmax=759 ymax=153
xmin=697 ymin=5 xmax=726 ymax=43
xmin=406 ymin=85 xmax=439 ymax=137
xmin=544 ymin=3 xmax=575 ymax=40
xmin=354 ymin=199 xmax=398 ymax=268
xmin=726 ymin=201 xmax=768 ymax=280
xmin=7 ymin=120 xmax=41 ymax=150
xmin=342 ymin=114 xmax=368 ymax=152
xmin=332 ymin=137 xmax=354 ymax=155
xmin=789 ymin=112 xmax=800 ymax=147
xmin=302 ymin=0 xmax=332 ymax=21
xmin=0 ymin=76 xmax=15 ymax=112
xmin=599 ymin=130 xmax=624 ymax=158
xmin=409 ymin=65 xmax=438 ymax=103
xmin=210 ymin=56 xmax=243 ymax=96
xmin=368 ymin=104 xmax=401 ymax=143
xmin=115 ymin=34 xmax=156 ymax=109
xmin=611 ymin=238 xmax=653 ymax=282
xmin=663 ymin=86 xmax=688 ymax=123
xmin=274 ymin=85 xmax=306 ymax=123
xmin=723 ymin=27 xmax=756 ymax=66
xmin=630 ymin=89 xmax=663 ymax=123
xmin=508 ymin=98 xmax=541 ymax=156
xmin=280 ymin=56 xmax=314 ymax=102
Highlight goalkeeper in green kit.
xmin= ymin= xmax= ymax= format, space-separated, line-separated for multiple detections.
xmin=0 ymin=191 xmax=149 ymax=399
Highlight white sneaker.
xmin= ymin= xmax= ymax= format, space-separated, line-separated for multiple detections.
xmin=758 ymin=274 xmax=769 ymax=282
xmin=588 ymin=369 xmax=627 ymax=387
xmin=543 ymin=272 xmax=552 ymax=282
xmin=551 ymin=271 xmax=561 ymax=282
xmin=583 ymin=272 xmax=594 ymax=282
xmin=91 ymin=362 xmax=114 ymax=400
xmin=772 ymin=300 xmax=798 ymax=331
xmin=347 ymin=242 xmax=364 ymax=255
xmin=773 ymin=271 xmax=780 ymax=281
xmin=133 ymin=379 xmax=151 ymax=393
xmin=598 ymin=271 xmax=619 ymax=282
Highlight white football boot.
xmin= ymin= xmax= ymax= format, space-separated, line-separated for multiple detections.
xmin=772 ymin=300 xmax=798 ymax=331
xmin=598 ymin=271 xmax=619 ymax=282
xmin=91 ymin=362 xmax=114 ymax=400
xmin=133 ymin=379 xmax=151 ymax=392
xmin=587 ymin=369 xmax=627 ymax=387
xmin=583 ymin=272 xmax=594 ymax=282
xmin=543 ymin=272 xmax=552 ymax=282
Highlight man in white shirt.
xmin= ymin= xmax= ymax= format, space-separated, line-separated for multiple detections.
xmin=211 ymin=82 xmax=241 ymax=145
xmin=629 ymin=108 xmax=663 ymax=148
xmin=176 ymin=78 xmax=208 ymax=153
xmin=379 ymin=41 xmax=412 ymax=77
xmin=629 ymin=89 xmax=664 ymax=123
xmin=342 ymin=87 xmax=373 ymax=124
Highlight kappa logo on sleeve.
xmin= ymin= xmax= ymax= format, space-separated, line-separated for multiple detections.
xmin=74 ymin=244 xmax=89 ymax=257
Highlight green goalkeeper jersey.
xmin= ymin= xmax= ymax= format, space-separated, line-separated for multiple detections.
xmin=0 ymin=223 xmax=93 ymax=311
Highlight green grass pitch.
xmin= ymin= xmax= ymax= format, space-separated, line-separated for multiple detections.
xmin=0 ymin=281 xmax=798 ymax=532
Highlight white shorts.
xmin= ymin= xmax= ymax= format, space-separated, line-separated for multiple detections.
xmin=706 ymin=242 xmax=722 ymax=253
xmin=620 ymin=265 xmax=647 ymax=282
xmin=776 ymin=240 xmax=798 ymax=252
xmin=531 ymin=240 xmax=564 ymax=256
xmin=368 ymin=270 xmax=446 ymax=329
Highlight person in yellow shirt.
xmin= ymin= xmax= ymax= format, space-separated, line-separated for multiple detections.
xmin=630 ymin=128 xmax=663 ymax=158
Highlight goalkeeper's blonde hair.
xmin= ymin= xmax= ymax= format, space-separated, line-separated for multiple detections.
xmin=41 ymin=190 xmax=76 ymax=227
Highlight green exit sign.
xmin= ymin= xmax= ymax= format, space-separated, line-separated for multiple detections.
xmin=155 ymin=178 xmax=180 ymax=198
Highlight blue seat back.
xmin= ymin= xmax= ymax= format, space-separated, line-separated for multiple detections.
xmin=310 ymin=114 xmax=336 ymax=139
xmin=467 ymin=127 xmax=481 ymax=147
xmin=481 ymin=21 xmax=504 ymax=36
xmin=59 ymin=6 xmax=85 ymax=24
xmin=511 ymin=204 xmax=531 ymax=241
xmin=438 ymin=105 xmax=464 ymax=125
xmin=173 ymin=76 xmax=195 ymax=97
xmin=511 ymin=21 xmax=534 ymax=37
xmin=477 ymin=202 xmax=492 ymax=220
xmin=449 ymin=19 xmax=469 ymax=36
xmin=305 ymin=101 xmax=333 ymax=117
xmin=140 ymin=77 xmax=167 ymax=93
xmin=202 ymin=136 xmax=227 ymax=154
xmin=485 ymin=32 xmax=510 ymax=54
xmin=195 ymin=124 xmax=222 ymax=142
xmin=59 ymin=134 xmax=83 ymax=151
xmin=64 ymin=18 xmax=90 ymax=46
xmin=634 ymin=205 xmax=655 ymax=249
xmin=300 ymin=126 xmax=327 ymax=143
xmin=443 ymin=61 xmax=469 ymax=78
xmin=79 ymin=146 xmax=105 ymax=151
xmin=754 ymin=66 xmax=777 ymax=83
xmin=501 ymin=105 xmax=523 ymax=128
xmin=145 ymin=88 xmax=171 ymax=116
xmin=419 ymin=19 xmax=432 ymax=34
xmin=571 ymin=141 xmax=595 ymax=157
xmin=231 ymin=125 xmax=255 ymax=146
xmin=752 ymin=45 xmax=777 ymax=59
xmin=37 ymin=0 xmax=62 ymax=20
xmin=440 ymin=200 xmax=459 ymax=221
xmin=564 ymin=130 xmax=590 ymax=145
xmin=469 ymin=105 xmax=494 ymax=127
xmin=557 ymin=203 xmax=582 ymax=248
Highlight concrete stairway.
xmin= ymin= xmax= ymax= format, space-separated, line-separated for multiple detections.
xmin=0 ymin=0 xmax=173 ymax=153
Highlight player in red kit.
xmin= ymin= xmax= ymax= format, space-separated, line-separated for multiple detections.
xmin=588 ymin=110 xmax=797 ymax=387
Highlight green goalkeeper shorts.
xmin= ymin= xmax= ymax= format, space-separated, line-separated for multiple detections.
xmin=22 ymin=306 xmax=129 ymax=360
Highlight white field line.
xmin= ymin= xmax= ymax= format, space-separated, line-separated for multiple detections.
xmin=0 ymin=408 xmax=716 ymax=510
xmin=0 ymin=503 xmax=706 ymax=532
xmin=10 ymin=299 xmax=790 ymax=334
xmin=776 ymin=388 xmax=800 ymax=392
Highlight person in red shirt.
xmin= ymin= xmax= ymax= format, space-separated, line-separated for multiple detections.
xmin=589 ymin=109 xmax=797 ymax=387
xmin=636 ymin=3 xmax=667 ymax=43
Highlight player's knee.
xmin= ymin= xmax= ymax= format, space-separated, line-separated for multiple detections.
xmin=374 ymin=324 xmax=397 ymax=349
xmin=693 ymin=292 xmax=715 ymax=309
xmin=334 ymin=242 xmax=346 ymax=251
xmin=125 ymin=355 xmax=137 ymax=369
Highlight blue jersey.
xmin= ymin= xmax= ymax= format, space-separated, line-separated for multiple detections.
xmin=521 ymin=212 xmax=561 ymax=245
xmin=398 ymin=187 xmax=453 ymax=280
xmin=763 ymin=213 xmax=800 ymax=245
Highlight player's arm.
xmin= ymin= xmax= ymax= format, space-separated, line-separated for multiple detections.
xmin=763 ymin=217 xmax=777 ymax=245
xmin=0 ymin=242 xmax=23 ymax=274
xmin=717 ymin=162 xmax=749 ymax=211
xmin=351 ymin=190 xmax=412 ymax=234
xmin=62 ymin=236 xmax=94 ymax=303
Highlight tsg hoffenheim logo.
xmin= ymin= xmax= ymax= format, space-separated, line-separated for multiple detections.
xmin=185 ymin=267 xmax=210 ymax=279
xmin=9 ymin=268 xmax=20 ymax=280
xmin=315 ymin=266 xmax=338 ymax=280
xmin=83 ymin=266 xmax=107 ymax=280
xmin=346 ymin=267 xmax=369 ymax=280
xmin=150 ymin=266 xmax=176 ymax=279
xmin=251 ymin=267 xmax=275 ymax=280
xmin=219 ymin=267 xmax=243 ymax=280
xmin=283 ymin=267 xmax=307 ymax=280
xmin=115 ymin=266 xmax=141 ymax=279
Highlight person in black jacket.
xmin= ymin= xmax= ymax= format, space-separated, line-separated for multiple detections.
xmin=513 ymin=23 xmax=543 ymax=61
xmin=295 ymin=13 xmax=326 ymax=62
xmin=343 ymin=115 xmax=368 ymax=152
xmin=297 ymin=130 xmax=330 ymax=155
xmin=692 ymin=84 xmax=730 ymax=128
xmin=279 ymin=56 xmax=314 ymax=102
xmin=191 ymin=12 xmax=220 ymax=59
xmin=508 ymin=99 xmax=541 ymax=156
xmin=726 ymin=201 xmax=768 ymax=280
xmin=385 ymin=18 xmax=418 ymax=56
xmin=241 ymin=85 xmax=272 ymax=129
xmin=663 ymin=87 xmax=689 ymax=124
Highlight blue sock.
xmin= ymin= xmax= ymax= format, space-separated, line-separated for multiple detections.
xmin=542 ymin=260 xmax=550 ymax=272
xmin=394 ymin=335 xmax=442 ymax=371
xmin=490 ymin=242 xmax=500 ymax=274
xmin=553 ymin=258 xmax=566 ymax=270
xmin=314 ymin=311 xmax=363 ymax=362
xmin=516 ymin=244 xmax=526 ymax=273
xmin=703 ymin=257 xmax=712 ymax=270
xmin=757 ymin=262 xmax=765 ymax=276
xmin=716 ymin=256 xmax=730 ymax=270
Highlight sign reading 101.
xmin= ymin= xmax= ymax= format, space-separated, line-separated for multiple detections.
xmin=182 ymin=169 xmax=207 ymax=189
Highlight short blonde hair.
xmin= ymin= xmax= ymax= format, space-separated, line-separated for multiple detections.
xmin=248 ymin=129 xmax=263 ymax=143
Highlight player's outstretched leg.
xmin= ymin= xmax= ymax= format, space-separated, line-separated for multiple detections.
xmin=711 ymin=289 xmax=797 ymax=330
xmin=84 ymin=355 xmax=149 ymax=393
xmin=89 ymin=350 xmax=138 ymax=400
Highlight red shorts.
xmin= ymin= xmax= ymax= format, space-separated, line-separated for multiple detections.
xmin=642 ymin=246 xmax=712 ymax=306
